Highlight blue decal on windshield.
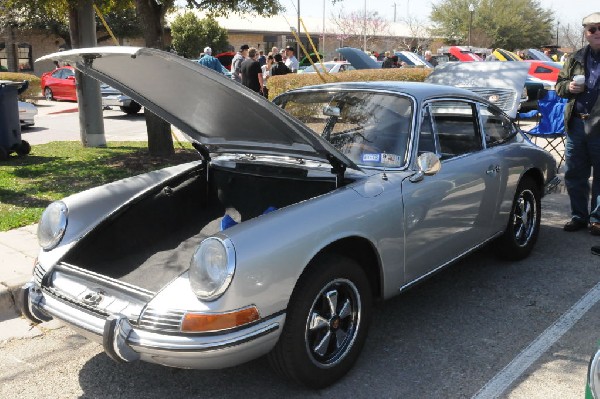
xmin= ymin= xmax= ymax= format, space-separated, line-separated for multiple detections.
xmin=362 ymin=153 xmax=381 ymax=162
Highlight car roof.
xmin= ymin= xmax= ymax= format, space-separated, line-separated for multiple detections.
xmin=287 ymin=81 xmax=484 ymax=103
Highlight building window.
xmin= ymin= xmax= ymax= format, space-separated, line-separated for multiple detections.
xmin=0 ymin=42 xmax=33 ymax=72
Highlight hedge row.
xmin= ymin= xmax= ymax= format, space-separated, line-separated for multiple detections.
xmin=267 ymin=67 xmax=433 ymax=99
xmin=0 ymin=72 xmax=41 ymax=102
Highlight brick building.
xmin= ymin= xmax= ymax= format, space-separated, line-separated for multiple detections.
xmin=2 ymin=11 xmax=424 ymax=77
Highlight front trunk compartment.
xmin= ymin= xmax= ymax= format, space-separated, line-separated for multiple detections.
xmin=59 ymin=161 xmax=338 ymax=293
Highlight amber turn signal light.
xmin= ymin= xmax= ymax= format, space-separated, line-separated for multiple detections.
xmin=181 ymin=306 xmax=260 ymax=332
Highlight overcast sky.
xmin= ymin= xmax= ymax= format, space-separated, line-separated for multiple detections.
xmin=282 ymin=0 xmax=597 ymax=27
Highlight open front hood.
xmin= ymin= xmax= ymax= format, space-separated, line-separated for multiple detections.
xmin=336 ymin=47 xmax=380 ymax=70
xmin=36 ymin=46 xmax=359 ymax=171
xmin=425 ymin=62 xmax=530 ymax=118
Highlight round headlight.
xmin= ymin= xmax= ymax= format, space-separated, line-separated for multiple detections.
xmin=189 ymin=237 xmax=235 ymax=301
xmin=37 ymin=201 xmax=68 ymax=250
xmin=589 ymin=348 xmax=600 ymax=398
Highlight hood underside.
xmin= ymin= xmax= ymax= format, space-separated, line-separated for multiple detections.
xmin=36 ymin=47 xmax=358 ymax=170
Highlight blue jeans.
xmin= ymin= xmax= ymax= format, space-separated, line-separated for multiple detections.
xmin=564 ymin=118 xmax=600 ymax=223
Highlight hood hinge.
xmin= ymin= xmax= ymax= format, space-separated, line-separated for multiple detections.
xmin=327 ymin=153 xmax=347 ymax=187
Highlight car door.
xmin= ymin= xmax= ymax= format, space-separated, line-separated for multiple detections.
xmin=401 ymin=99 xmax=503 ymax=283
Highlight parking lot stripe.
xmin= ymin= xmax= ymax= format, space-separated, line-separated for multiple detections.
xmin=472 ymin=281 xmax=600 ymax=399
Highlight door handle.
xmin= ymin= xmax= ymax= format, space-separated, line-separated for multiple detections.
xmin=486 ymin=165 xmax=501 ymax=175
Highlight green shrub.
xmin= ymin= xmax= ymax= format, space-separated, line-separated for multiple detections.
xmin=0 ymin=72 xmax=41 ymax=102
xmin=268 ymin=68 xmax=433 ymax=99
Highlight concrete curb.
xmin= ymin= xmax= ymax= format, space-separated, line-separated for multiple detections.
xmin=0 ymin=224 xmax=38 ymax=320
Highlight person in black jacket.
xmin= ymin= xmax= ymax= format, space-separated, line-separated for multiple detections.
xmin=271 ymin=53 xmax=291 ymax=76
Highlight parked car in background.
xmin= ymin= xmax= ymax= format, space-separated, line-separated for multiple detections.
xmin=394 ymin=51 xmax=433 ymax=68
xmin=215 ymin=51 xmax=235 ymax=71
xmin=18 ymin=100 xmax=37 ymax=127
xmin=100 ymin=83 xmax=142 ymax=115
xmin=40 ymin=65 xmax=142 ymax=114
xmin=483 ymin=50 xmax=561 ymax=112
xmin=23 ymin=46 xmax=559 ymax=389
xmin=447 ymin=46 xmax=483 ymax=62
xmin=524 ymin=49 xmax=554 ymax=62
xmin=299 ymin=61 xmax=355 ymax=74
xmin=41 ymin=66 xmax=77 ymax=101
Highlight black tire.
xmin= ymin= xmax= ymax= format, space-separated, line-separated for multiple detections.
xmin=495 ymin=176 xmax=541 ymax=260
xmin=16 ymin=140 xmax=31 ymax=156
xmin=120 ymin=101 xmax=142 ymax=115
xmin=0 ymin=146 xmax=7 ymax=161
xmin=44 ymin=87 xmax=54 ymax=101
xmin=268 ymin=254 xmax=373 ymax=388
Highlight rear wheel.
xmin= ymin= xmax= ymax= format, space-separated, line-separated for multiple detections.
xmin=44 ymin=87 xmax=54 ymax=101
xmin=120 ymin=101 xmax=142 ymax=115
xmin=496 ymin=176 xmax=541 ymax=260
xmin=268 ymin=254 xmax=372 ymax=388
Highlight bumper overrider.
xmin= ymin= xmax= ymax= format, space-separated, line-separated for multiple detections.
xmin=545 ymin=175 xmax=561 ymax=195
xmin=19 ymin=280 xmax=284 ymax=369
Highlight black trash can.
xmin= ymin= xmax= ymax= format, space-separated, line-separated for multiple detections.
xmin=0 ymin=80 xmax=30 ymax=160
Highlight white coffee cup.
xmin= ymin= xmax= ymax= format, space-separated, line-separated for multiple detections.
xmin=573 ymin=75 xmax=585 ymax=85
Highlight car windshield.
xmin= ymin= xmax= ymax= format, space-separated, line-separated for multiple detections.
xmin=279 ymin=91 xmax=413 ymax=168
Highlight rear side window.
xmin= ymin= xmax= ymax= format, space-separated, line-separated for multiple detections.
xmin=479 ymin=105 xmax=518 ymax=146
xmin=427 ymin=101 xmax=482 ymax=159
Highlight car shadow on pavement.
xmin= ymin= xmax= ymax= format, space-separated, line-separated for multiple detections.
xmin=102 ymin=113 xmax=145 ymax=121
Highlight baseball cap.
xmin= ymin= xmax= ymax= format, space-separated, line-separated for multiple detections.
xmin=582 ymin=12 xmax=600 ymax=26
xmin=285 ymin=45 xmax=295 ymax=52
xmin=203 ymin=46 xmax=212 ymax=55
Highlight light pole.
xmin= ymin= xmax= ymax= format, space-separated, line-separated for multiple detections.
xmin=556 ymin=21 xmax=560 ymax=47
xmin=468 ymin=3 xmax=475 ymax=48
xmin=363 ymin=0 xmax=367 ymax=51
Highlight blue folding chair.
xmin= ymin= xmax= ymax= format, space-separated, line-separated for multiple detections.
xmin=518 ymin=90 xmax=567 ymax=170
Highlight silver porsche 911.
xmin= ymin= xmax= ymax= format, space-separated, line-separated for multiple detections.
xmin=20 ymin=47 xmax=559 ymax=389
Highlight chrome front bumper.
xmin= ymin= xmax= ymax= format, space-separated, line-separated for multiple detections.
xmin=21 ymin=281 xmax=283 ymax=369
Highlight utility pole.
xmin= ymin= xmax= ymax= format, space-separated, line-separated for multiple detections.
xmin=73 ymin=0 xmax=106 ymax=147
xmin=392 ymin=2 xmax=397 ymax=22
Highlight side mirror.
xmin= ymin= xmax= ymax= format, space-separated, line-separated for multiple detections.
xmin=410 ymin=152 xmax=441 ymax=182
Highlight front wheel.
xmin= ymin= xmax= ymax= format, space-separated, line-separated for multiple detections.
xmin=495 ymin=176 xmax=541 ymax=260
xmin=268 ymin=254 xmax=372 ymax=388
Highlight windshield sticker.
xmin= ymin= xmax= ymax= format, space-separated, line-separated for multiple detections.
xmin=382 ymin=153 xmax=403 ymax=166
xmin=362 ymin=153 xmax=381 ymax=162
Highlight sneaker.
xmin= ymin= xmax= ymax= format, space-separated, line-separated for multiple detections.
xmin=563 ymin=219 xmax=588 ymax=232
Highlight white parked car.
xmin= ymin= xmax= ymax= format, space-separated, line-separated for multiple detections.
xmin=18 ymin=100 xmax=37 ymax=128
xmin=299 ymin=61 xmax=355 ymax=74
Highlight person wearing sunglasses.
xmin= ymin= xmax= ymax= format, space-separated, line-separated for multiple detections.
xmin=555 ymin=12 xmax=600 ymax=247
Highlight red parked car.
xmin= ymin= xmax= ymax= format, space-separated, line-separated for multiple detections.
xmin=448 ymin=46 xmax=483 ymax=62
xmin=524 ymin=60 xmax=561 ymax=82
xmin=41 ymin=66 xmax=78 ymax=101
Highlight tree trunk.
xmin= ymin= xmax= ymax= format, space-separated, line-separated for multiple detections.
xmin=135 ymin=0 xmax=174 ymax=157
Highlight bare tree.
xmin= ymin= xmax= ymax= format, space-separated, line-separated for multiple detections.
xmin=329 ymin=9 xmax=392 ymax=51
